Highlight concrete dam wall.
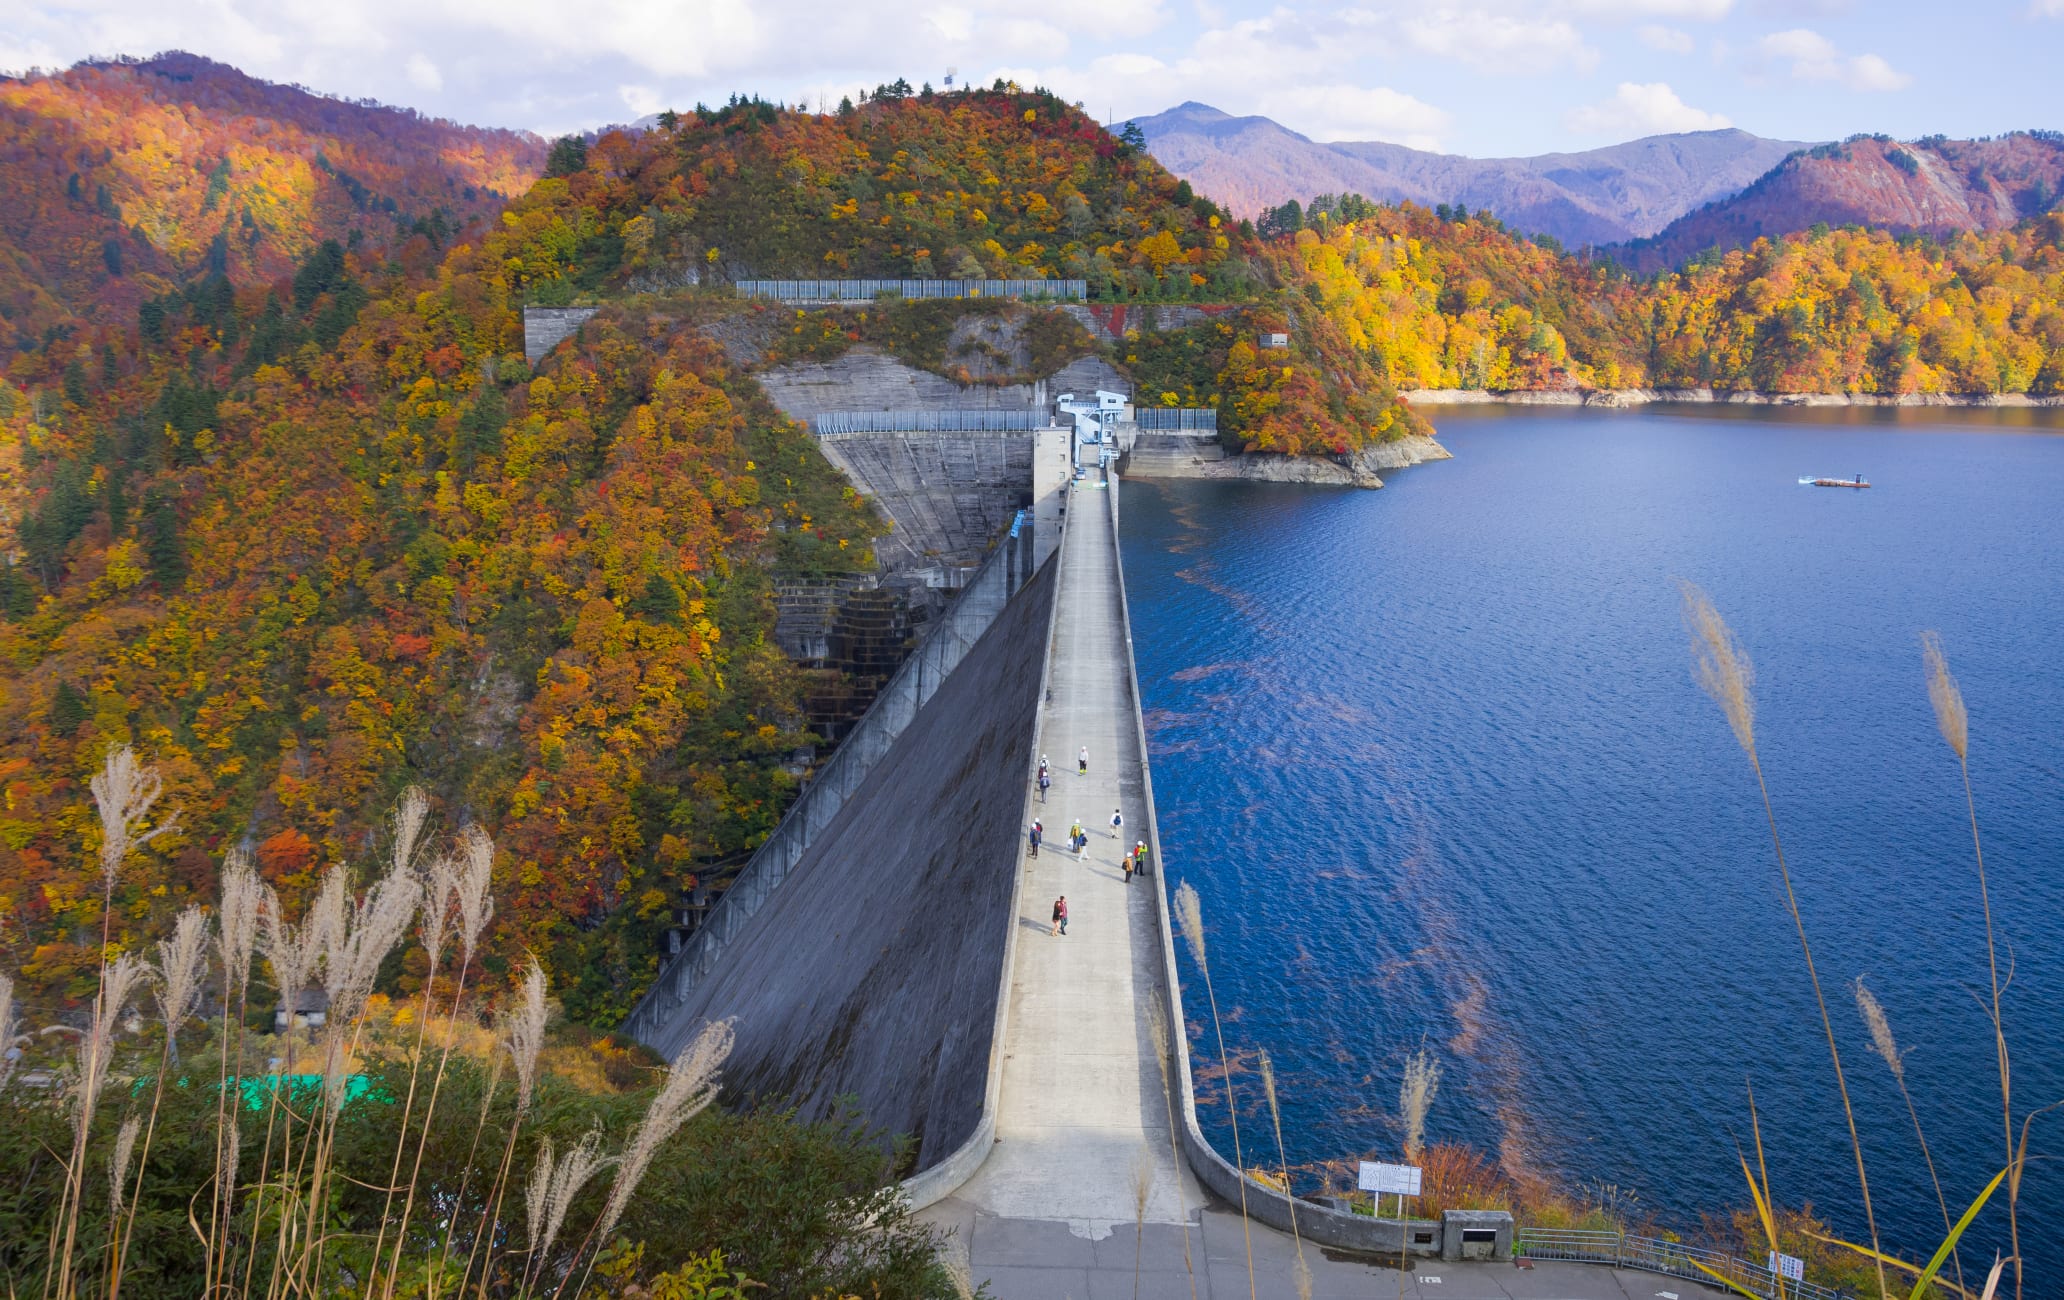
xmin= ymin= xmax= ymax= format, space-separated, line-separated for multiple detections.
xmin=649 ymin=556 xmax=1056 ymax=1171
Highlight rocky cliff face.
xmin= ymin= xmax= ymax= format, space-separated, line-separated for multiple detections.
xmin=1620 ymin=133 xmax=2064 ymax=271
xmin=1132 ymin=102 xmax=1806 ymax=246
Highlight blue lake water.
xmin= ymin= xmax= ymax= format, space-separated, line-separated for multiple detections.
xmin=1119 ymin=405 xmax=2064 ymax=1276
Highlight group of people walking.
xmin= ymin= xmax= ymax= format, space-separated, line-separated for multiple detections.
xmin=1035 ymin=746 xmax=1151 ymax=936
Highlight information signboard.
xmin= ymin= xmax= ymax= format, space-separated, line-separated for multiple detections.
xmin=1359 ymin=1161 xmax=1423 ymax=1197
xmin=1769 ymin=1252 xmax=1805 ymax=1282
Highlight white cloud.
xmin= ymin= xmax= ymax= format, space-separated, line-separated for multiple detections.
xmin=404 ymin=53 xmax=442 ymax=92
xmin=1260 ymin=84 xmax=1451 ymax=148
xmin=1639 ymin=24 xmax=1695 ymax=51
xmin=2035 ymin=0 xmax=2064 ymax=14
xmin=1566 ymin=80 xmax=1731 ymax=134
xmin=1401 ymin=8 xmax=1597 ymax=73
xmin=618 ymin=83 xmax=662 ymax=117
xmin=1567 ymin=0 xmax=1731 ymax=17
xmin=1758 ymin=27 xmax=1911 ymax=91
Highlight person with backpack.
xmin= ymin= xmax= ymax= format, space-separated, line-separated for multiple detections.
xmin=1133 ymin=840 xmax=1150 ymax=876
xmin=1110 ymin=807 xmax=1124 ymax=839
xmin=1038 ymin=770 xmax=1051 ymax=802
xmin=1028 ymin=820 xmax=1042 ymax=858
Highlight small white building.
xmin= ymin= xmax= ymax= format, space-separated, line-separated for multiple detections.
xmin=274 ymin=988 xmax=329 ymax=1033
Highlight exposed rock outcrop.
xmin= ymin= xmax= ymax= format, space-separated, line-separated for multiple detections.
xmin=1402 ymin=387 xmax=2064 ymax=408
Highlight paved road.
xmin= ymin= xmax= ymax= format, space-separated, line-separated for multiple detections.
xmin=919 ymin=476 xmax=1725 ymax=1300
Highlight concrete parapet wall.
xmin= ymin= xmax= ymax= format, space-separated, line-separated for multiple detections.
xmin=625 ymin=550 xmax=1055 ymax=1169
xmin=522 ymin=306 xmax=599 ymax=363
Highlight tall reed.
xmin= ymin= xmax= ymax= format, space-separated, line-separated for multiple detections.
xmin=1174 ymin=880 xmax=1255 ymax=1300
xmin=1258 ymin=1051 xmax=1311 ymax=1300
xmin=109 ymin=905 xmax=212 ymax=1299
xmin=466 ymin=957 xmax=551 ymax=1294
xmin=50 ymin=747 xmax=175 ymax=1300
xmin=205 ymin=854 xmax=261 ymax=1297
xmin=1854 ymin=978 xmax=1962 ymax=1294
xmin=1921 ymin=632 xmax=2019 ymax=1299
xmin=1678 ymin=581 xmax=1886 ymax=1300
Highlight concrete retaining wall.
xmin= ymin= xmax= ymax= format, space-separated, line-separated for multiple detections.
xmin=522 ymin=306 xmax=599 ymax=363
xmin=631 ymin=555 xmax=1056 ymax=1171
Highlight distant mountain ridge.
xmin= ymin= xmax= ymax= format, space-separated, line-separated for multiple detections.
xmin=1132 ymin=102 xmax=1809 ymax=247
xmin=1618 ymin=132 xmax=2064 ymax=271
xmin=0 ymin=51 xmax=545 ymax=349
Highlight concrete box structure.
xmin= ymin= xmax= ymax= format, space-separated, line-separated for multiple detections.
xmin=522 ymin=306 xmax=600 ymax=364
xmin=1441 ymin=1209 xmax=1515 ymax=1261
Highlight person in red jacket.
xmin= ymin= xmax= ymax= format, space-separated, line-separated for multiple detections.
xmin=1050 ymin=895 xmax=1068 ymax=936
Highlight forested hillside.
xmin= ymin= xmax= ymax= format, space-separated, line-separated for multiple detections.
xmin=7 ymin=69 xmax=2059 ymax=1035
xmin=1149 ymin=197 xmax=2064 ymax=399
xmin=0 ymin=85 xmax=1420 ymax=1026
xmin=0 ymin=52 xmax=544 ymax=352
xmin=1619 ymin=132 xmax=2064 ymax=273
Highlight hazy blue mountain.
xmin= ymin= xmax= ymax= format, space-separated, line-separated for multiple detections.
xmin=1133 ymin=101 xmax=1810 ymax=247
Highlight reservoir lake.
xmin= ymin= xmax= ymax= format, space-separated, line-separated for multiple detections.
xmin=1118 ymin=405 xmax=2064 ymax=1275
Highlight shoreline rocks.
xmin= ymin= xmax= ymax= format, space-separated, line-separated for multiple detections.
xmin=1400 ymin=386 xmax=2064 ymax=409
xmin=1123 ymin=433 xmax=1452 ymax=489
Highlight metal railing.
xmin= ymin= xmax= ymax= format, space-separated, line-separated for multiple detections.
xmin=736 ymin=278 xmax=1087 ymax=303
xmin=1516 ymin=1227 xmax=1847 ymax=1300
xmin=809 ymin=410 xmax=1047 ymax=435
xmin=620 ymin=527 xmax=1034 ymax=1055
xmin=1132 ymin=408 xmax=1218 ymax=431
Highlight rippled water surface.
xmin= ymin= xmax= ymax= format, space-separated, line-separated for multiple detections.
xmin=1119 ymin=406 xmax=2064 ymax=1274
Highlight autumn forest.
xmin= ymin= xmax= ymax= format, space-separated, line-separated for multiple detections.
xmin=3 ymin=55 xmax=2063 ymax=1035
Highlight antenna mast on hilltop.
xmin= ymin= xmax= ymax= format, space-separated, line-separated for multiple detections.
xmin=944 ymin=66 xmax=957 ymax=89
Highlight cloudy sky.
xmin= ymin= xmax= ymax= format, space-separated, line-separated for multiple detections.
xmin=6 ymin=0 xmax=2060 ymax=155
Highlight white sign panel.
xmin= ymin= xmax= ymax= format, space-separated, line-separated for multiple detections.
xmin=1768 ymin=1252 xmax=1805 ymax=1282
xmin=1359 ymin=1161 xmax=1423 ymax=1196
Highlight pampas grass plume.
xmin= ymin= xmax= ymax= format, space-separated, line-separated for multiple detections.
xmin=537 ymin=1127 xmax=612 ymax=1258
xmin=1400 ymin=1048 xmax=1441 ymax=1160
xmin=1678 ymin=581 xmax=1756 ymax=757
xmin=154 ymin=905 xmax=212 ymax=1041
xmin=217 ymin=850 xmax=261 ymax=997
xmin=1173 ymin=880 xmax=1207 ymax=973
xmin=596 ymin=1018 xmax=733 ymax=1242
xmin=502 ymin=957 xmax=550 ymax=1115
xmin=1921 ymin=632 xmax=1968 ymax=762
xmin=109 ymin=1115 xmax=142 ymax=1214
xmin=453 ymin=825 xmax=497 ymax=965
xmin=91 ymin=745 xmax=178 ymax=888
xmin=1855 ymin=978 xmax=1904 ymax=1083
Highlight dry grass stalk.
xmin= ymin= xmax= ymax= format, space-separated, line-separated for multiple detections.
xmin=52 ymin=950 xmax=150 ymax=1300
xmin=465 ymin=958 xmax=552 ymax=1295
xmin=1400 ymin=1048 xmax=1440 ymax=1161
xmin=940 ymin=1238 xmax=978 ymax=1300
xmin=1854 ymin=978 xmax=1963 ymax=1296
xmin=595 ymin=1019 xmax=733 ymax=1245
xmin=1173 ymin=879 xmax=1254 ymax=1300
xmin=1922 ymin=631 xmax=2018 ymax=1300
xmin=1258 ymin=1051 xmax=1310 ymax=1292
xmin=1678 ymin=581 xmax=1887 ymax=1300
xmin=1145 ymin=1009 xmax=1198 ymax=1298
